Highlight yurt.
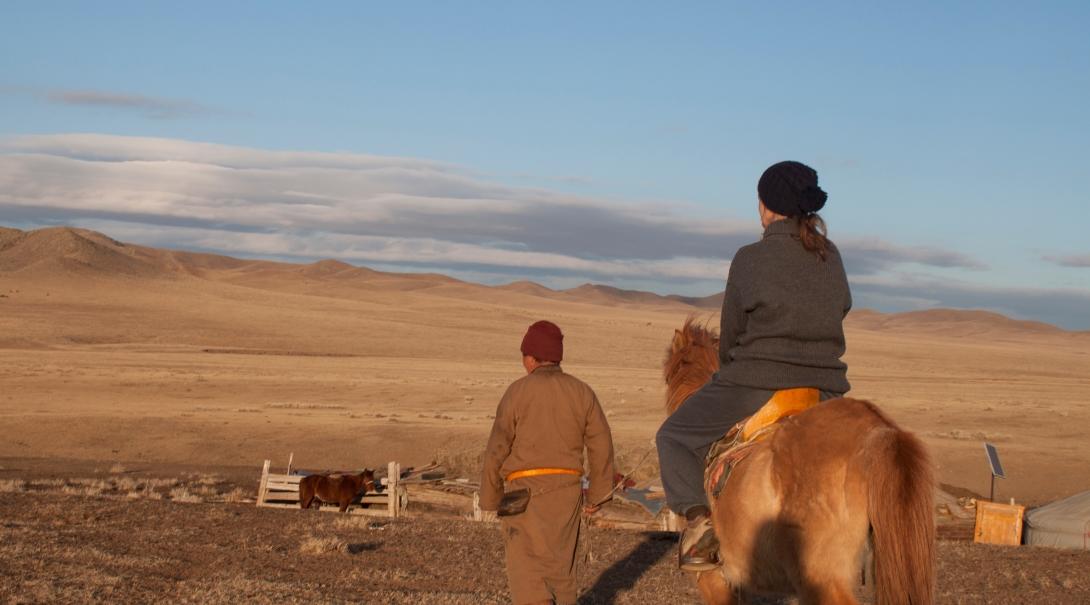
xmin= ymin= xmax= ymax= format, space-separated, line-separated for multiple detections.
xmin=1023 ymin=490 xmax=1090 ymax=550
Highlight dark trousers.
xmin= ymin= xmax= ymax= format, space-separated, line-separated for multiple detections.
xmin=655 ymin=374 xmax=839 ymax=515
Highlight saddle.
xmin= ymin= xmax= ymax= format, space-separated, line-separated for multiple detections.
xmin=704 ymin=387 xmax=820 ymax=498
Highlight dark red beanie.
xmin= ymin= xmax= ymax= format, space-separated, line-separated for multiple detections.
xmin=520 ymin=320 xmax=563 ymax=362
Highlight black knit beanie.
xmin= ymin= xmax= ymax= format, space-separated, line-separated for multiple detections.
xmin=757 ymin=161 xmax=827 ymax=217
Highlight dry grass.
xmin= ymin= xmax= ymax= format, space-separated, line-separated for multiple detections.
xmin=332 ymin=516 xmax=370 ymax=530
xmin=0 ymin=479 xmax=26 ymax=493
xmin=168 ymin=486 xmax=203 ymax=503
xmin=193 ymin=473 xmax=224 ymax=486
xmin=432 ymin=445 xmax=483 ymax=478
xmin=60 ymin=479 xmax=109 ymax=497
xmin=299 ymin=535 xmax=346 ymax=554
xmin=927 ymin=429 xmax=1011 ymax=442
xmin=332 ymin=516 xmax=389 ymax=530
xmin=265 ymin=402 xmax=347 ymax=410
xmin=4 ymin=474 xmax=250 ymax=504
xmin=221 ymin=487 xmax=250 ymax=503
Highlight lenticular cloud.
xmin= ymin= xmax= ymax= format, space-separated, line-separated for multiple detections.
xmin=0 ymin=133 xmax=983 ymax=287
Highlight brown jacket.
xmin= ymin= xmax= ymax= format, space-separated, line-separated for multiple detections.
xmin=479 ymin=365 xmax=615 ymax=510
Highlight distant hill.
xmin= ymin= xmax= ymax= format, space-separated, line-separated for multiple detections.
xmin=0 ymin=224 xmax=1080 ymax=336
xmin=845 ymin=308 xmax=1067 ymax=338
xmin=496 ymin=280 xmax=564 ymax=298
xmin=561 ymin=283 xmax=692 ymax=307
xmin=492 ymin=282 xmax=723 ymax=309
xmin=0 ymin=225 xmax=23 ymax=245
xmin=0 ymin=226 xmax=167 ymax=277
xmin=667 ymin=291 xmax=723 ymax=309
xmin=0 ymin=225 xmax=456 ymax=290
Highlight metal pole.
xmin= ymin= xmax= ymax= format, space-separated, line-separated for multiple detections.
xmin=990 ymin=474 xmax=996 ymax=502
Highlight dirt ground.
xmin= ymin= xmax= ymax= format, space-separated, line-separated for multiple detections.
xmin=3 ymin=302 xmax=1088 ymax=504
xmin=2 ymin=487 xmax=1089 ymax=605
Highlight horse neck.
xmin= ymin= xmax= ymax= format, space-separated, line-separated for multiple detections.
xmin=665 ymin=346 xmax=718 ymax=415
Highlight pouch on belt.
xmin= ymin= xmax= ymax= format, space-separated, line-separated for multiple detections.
xmin=497 ymin=488 xmax=531 ymax=517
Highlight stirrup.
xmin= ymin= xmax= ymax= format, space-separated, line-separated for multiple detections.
xmin=680 ymin=554 xmax=720 ymax=572
xmin=679 ymin=526 xmax=720 ymax=572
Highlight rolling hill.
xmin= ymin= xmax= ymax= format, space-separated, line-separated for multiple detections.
xmin=0 ymin=224 xmax=1081 ymax=342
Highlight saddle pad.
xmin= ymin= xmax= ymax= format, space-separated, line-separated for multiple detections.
xmin=705 ymin=387 xmax=821 ymax=498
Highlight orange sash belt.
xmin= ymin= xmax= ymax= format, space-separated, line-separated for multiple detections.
xmin=506 ymin=467 xmax=582 ymax=482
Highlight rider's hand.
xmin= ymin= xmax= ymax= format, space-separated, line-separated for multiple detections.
xmin=583 ymin=503 xmax=601 ymax=515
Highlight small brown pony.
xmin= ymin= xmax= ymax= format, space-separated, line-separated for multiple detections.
xmin=299 ymin=469 xmax=376 ymax=513
xmin=665 ymin=318 xmax=934 ymax=605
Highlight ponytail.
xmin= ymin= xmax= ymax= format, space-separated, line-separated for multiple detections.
xmin=797 ymin=213 xmax=830 ymax=261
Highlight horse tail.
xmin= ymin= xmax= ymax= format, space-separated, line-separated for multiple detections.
xmin=866 ymin=418 xmax=936 ymax=605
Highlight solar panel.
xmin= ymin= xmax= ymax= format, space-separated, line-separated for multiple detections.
xmin=984 ymin=442 xmax=1005 ymax=479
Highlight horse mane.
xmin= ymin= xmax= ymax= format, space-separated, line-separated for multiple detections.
xmin=663 ymin=315 xmax=720 ymax=415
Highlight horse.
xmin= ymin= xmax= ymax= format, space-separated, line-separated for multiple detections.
xmin=664 ymin=318 xmax=934 ymax=605
xmin=298 ymin=469 xmax=376 ymax=513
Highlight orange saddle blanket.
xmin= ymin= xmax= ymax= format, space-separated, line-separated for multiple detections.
xmin=704 ymin=387 xmax=820 ymax=497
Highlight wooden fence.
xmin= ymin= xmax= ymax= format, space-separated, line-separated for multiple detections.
xmin=257 ymin=460 xmax=406 ymax=517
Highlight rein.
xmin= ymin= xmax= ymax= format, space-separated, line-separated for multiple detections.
xmin=588 ymin=447 xmax=655 ymax=509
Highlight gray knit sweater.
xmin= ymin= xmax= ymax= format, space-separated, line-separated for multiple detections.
xmin=718 ymin=218 xmax=852 ymax=394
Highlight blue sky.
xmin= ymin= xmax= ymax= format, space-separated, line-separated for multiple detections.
xmin=2 ymin=2 xmax=1088 ymax=328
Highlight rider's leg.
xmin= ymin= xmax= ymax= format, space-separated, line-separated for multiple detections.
xmin=655 ymin=376 xmax=772 ymax=515
xmin=655 ymin=376 xmax=775 ymax=569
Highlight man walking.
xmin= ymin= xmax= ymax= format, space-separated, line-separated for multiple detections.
xmin=480 ymin=320 xmax=615 ymax=605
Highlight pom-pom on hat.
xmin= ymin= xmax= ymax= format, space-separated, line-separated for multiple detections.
xmin=520 ymin=320 xmax=564 ymax=362
xmin=757 ymin=161 xmax=828 ymax=217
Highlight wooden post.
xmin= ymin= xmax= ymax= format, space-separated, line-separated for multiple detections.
xmin=472 ymin=491 xmax=497 ymax=522
xmin=287 ymin=452 xmax=294 ymax=475
xmin=663 ymin=510 xmax=680 ymax=532
xmin=257 ymin=459 xmax=271 ymax=506
xmin=387 ymin=461 xmax=400 ymax=518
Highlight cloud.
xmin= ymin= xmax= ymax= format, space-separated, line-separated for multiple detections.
xmin=0 ymin=133 xmax=979 ymax=271
xmin=513 ymin=172 xmax=595 ymax=186
xmin=1043 ymin=253 xmax=1090 ymax=268
xmin=0 ymin=134 xmax=751 ymax=262
xmin=2 ymin=87 xmax=215 ymax=119
xmin=66 ymin=218 xmax=731 ymax=283
xmin=841 ymin=238 xmax=987 ymax=273
xmin=45 ymin=89 xmax=213 ymax=119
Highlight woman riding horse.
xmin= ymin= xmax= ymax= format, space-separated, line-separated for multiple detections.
xmin=656 ymin=160 xmax=852 ymax=571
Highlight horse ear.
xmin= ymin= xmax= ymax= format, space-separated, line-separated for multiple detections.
xmin=671 ymin=329 xmax=686 ymax=353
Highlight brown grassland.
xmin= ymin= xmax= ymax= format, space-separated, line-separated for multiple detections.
xmin=2 ymin=225 xmax=1089 ymax=603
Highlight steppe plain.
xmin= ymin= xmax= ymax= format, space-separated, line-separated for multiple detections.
xmin=2 ymin=225 xmax=1089 ymax=603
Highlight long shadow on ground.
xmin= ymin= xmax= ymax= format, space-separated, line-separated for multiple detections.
xmin=580 ymin=531 xmax=676 ymax=604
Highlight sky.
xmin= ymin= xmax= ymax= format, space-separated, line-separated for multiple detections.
xmin=1 ymin=2 xmax=1088 ymax=328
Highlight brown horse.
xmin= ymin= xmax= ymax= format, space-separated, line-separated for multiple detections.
xmin=665 ymin=318 xmax=935 ymax=605
xmin=299 ymin=469 xmax=376 ymax=513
